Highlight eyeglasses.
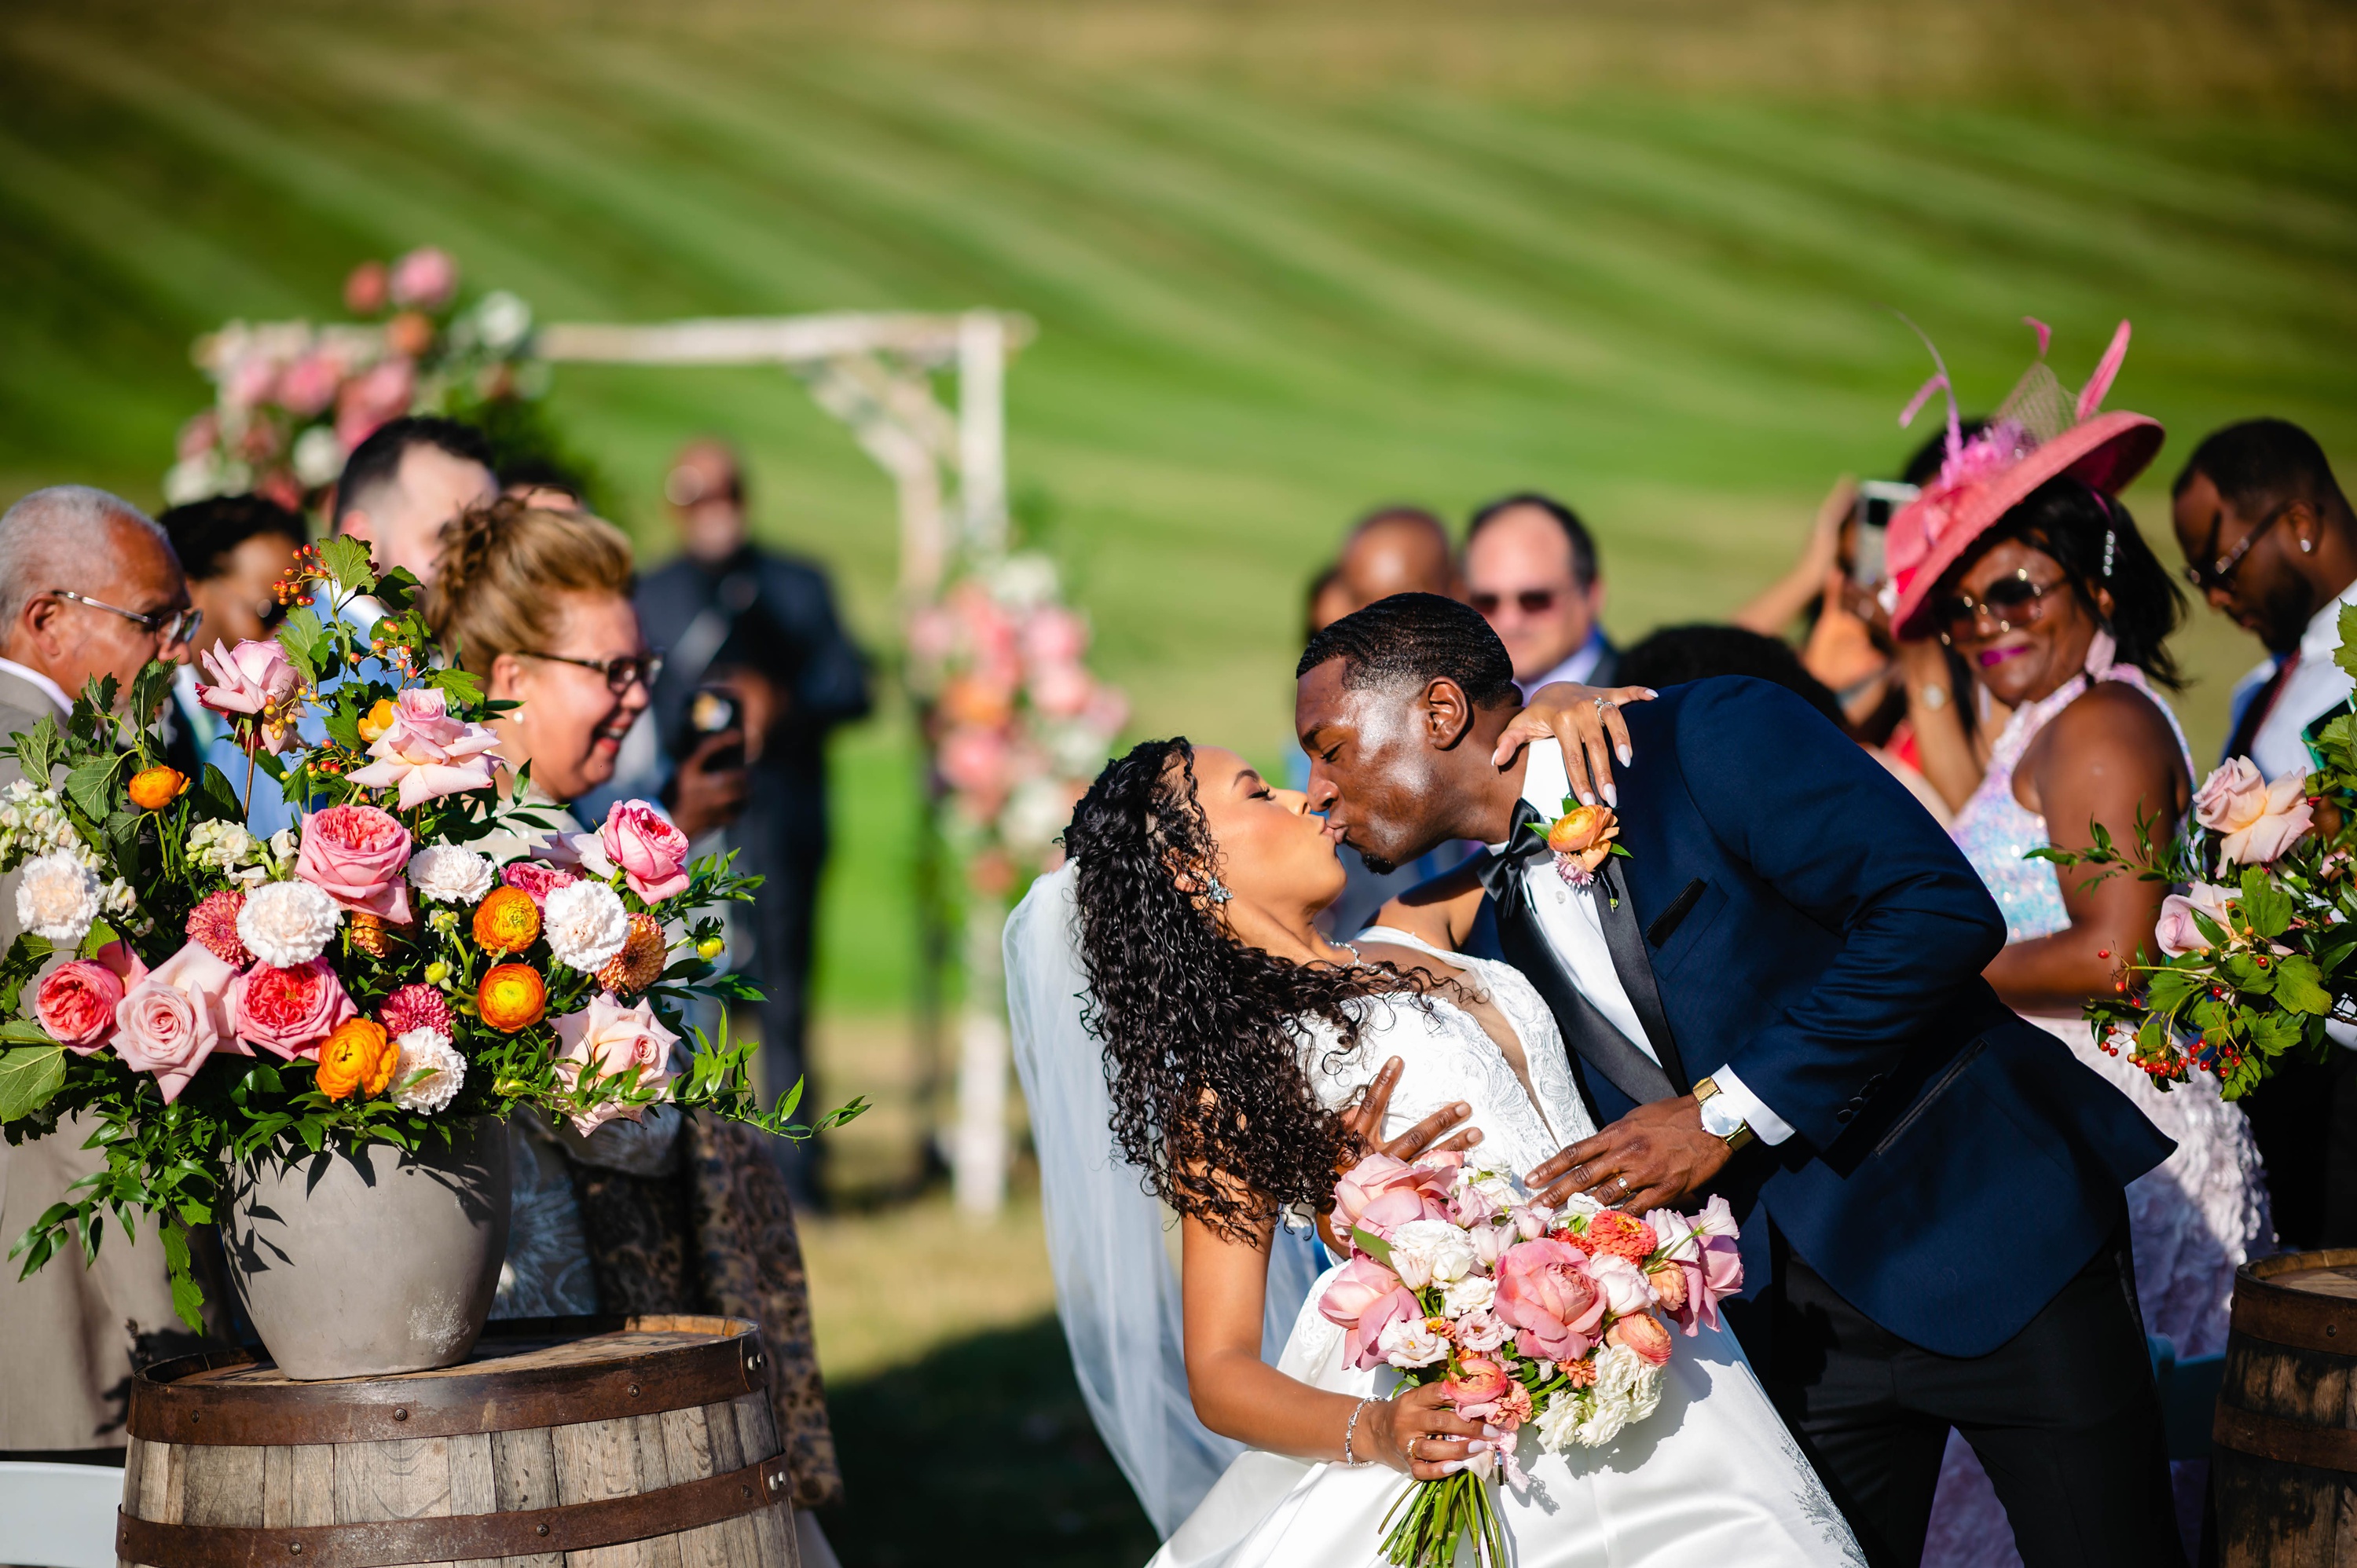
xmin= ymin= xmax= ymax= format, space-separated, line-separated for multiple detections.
xmin=518 ymin=650 xmax=665 ymax=693
xmin=2183 ymin=503 xmax=2290 ymax=593
xmin=1470 ymin=589 xmax=1560 ymax=617
xmin=50 ymin=590 xmax=201 ymax=649
xmin=1933 ymin=570 xmax=2066 ymax=642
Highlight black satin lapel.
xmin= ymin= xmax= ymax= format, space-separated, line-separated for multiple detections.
xmin=1591 ymin=860 xmax=1689 ymax=1094
xmin=1492 ymin=878 xmax=1675 ymax=1111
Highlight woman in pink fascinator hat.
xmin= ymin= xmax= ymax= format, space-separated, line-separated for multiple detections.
xmin=1904 ymin=319 xmax=2269 ymax=1567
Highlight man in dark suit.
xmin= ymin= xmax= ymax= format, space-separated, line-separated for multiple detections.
xmin=1296 ymin=592 xmax=2180 ymax=1567
xmin=635 ymin=440 xmax=870 ymax=1209
xmin=1464 ymin=491 xmax=1618 ymax=697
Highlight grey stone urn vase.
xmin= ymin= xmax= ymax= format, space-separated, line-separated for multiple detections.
xmin=222 ymin=1114 xmax=511 ymax=1380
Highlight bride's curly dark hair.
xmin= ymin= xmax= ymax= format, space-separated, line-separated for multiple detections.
xmin=1065 ymin=738 xmax=1428 ymax=1242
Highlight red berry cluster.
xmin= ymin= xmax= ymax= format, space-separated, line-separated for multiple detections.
xmin=273 ymin=543 xmax=332 ymax=610
xmin=368 ymin=627 xmax=421 ymax=676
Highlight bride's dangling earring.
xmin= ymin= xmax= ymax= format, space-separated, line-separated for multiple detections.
xmin=1203 ymin=871 xmax=1233 ymax=906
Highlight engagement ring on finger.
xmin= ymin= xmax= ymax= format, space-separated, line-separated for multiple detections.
xmin=1593 ymin=696 xmax=1615 ymax=715
xmin=1616 ymin=1174 xmax=1631 ymax=1196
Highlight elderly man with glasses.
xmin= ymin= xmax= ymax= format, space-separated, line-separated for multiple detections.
xmin=0 ymin=484 xmax=214 ymax=1464
xmin=2172 ymin=418 xmax=2357 ymax=1252
xmin=1462 ymin=491 xmax=1618 ymax=699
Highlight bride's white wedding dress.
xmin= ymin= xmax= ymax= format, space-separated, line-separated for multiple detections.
xmin=1149 ymin=929 xmax=1864 ymax=1568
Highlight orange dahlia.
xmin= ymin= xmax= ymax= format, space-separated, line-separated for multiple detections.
xmin=128 ymin=764 xmax=189 ymax=811
xmin=1573 ymin=1209 xmax=1659 ymax=1262
xmin=478 ymin=963 xmax=547 ymax=1033
xmin=596 ymin=914 xmax=669 ymax=995
xmin=316 ymin=1017 xmax=395 ymax=1101
xmin=472 ymin=886 xmax=541 ymax=954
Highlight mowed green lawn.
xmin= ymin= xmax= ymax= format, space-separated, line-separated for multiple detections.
xmin=2 ymin=2 xmax=2353 ymax=1024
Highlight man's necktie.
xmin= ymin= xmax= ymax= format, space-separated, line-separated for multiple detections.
xmin=1475 ymin=800 xmax=1679 ymax=1108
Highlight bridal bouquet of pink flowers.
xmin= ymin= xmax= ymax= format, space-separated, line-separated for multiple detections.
xmin=1319 ymin=1149 xmax=1743 ymax=1568
xmin=0 ymin=536 xmax=859 ymax=1326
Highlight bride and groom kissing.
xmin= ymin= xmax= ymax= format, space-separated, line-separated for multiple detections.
xmin=1010 ymin=590 xmax=2183 ymax=1567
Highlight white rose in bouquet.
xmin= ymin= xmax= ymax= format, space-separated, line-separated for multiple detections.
xmin=1388 ymin=1218 xmax=1479 ymax=1290
xmin=544 ymin=880 xmax=629 ymax=971
xmin=16 ymin=850 xmax=101 ymax=943
xmin=1442 ymin=1273 xmax=1497 ymax=1317
xmin=236 ymin=880 xmax=339 ymax=968
xmin=1377 ymin=1313 xmax=1449 ymax=1368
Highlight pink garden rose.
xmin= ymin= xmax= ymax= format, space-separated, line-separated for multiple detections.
xmin=229 ymin=958 xmax=357 ymax=1061
xmin=37 ymin=941 xmax=148 ymax=1053
xmin=1643 ymin=1196 xmax=1745 ymax=1336
xmin=1346 ymin=1286 xmax=1427 ymax=1372
xmin=114 ymin=941 xmax=247 ymax=1103
xmin=195 ymin=638 xmax=304 ymax=753
xmin=346 ymin=687 xmax=501 ymax=809
xmin=296 ymin=804 xmax=414 ymax=923
xmin=549 ymin=992 xmax=680 ymax=1135
xmin=1332 ymin=1152 xmax=1454 ymax=1242
xmin=599 ymin=800 xmax=691 ymax=902
xmin=1318 ymin=1255 xmax=1409 ymax=1368
xmin=2197 ymin=757 xmax=2315 ymax=866
xmin=502 ymin=860 xmax=581 ymax=909
xmin=1493 ymin=1238 xmax=1606 ymax=1363
xmin=2156 ymin=881 xmax=2239 ymax=958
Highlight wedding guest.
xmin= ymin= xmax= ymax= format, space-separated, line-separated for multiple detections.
xmin=0 ymin=486 xmax=211 ymax=1460
xmin=419 ymin=498 xmax=841 ymax=1532
xmin=331 ymin=415 xmax=497 ymax=586
xmin=158 ymin=493 xmax=306 ymax=835
xmin=1886 ymin=390 xmax=2267 ymax=1563
xmin=1303 ymin=562 xmax=1349 ymax=644
xmin=2172 ymin=416 xmax=2357 ymax=1249
xmin=634 ymin=439 xmax=868 ymax=1210
xmin=1463 ymin=491 xmax=1616 ymax=697
xmin=1332 ymin=504 xmax=1457 ymax=612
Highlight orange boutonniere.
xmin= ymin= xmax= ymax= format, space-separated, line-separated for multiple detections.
xmin=1545 ymin=796 xmax=1627 ymax=889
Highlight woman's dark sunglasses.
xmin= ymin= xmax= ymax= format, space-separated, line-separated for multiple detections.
xmin=1470 ymin=589 xmax=1560 ymax=617
xmin=1933 ymin=570 xmax=2064 ymax=639
xmin=519 ymin=650 xmax=665 ymax=693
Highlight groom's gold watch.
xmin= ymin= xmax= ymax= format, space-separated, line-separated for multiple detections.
xmin=1692 ymin=1076 xmax=1755 ymax=1152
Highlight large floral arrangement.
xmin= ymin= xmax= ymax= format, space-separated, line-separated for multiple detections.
xmin=1318 ymin=1149 xmax=1742 ymax=1567
xmin=163 ymin=247 xmax=544 ymax=512
xmin=908 ymin=554 xmax=1127 ymax=896
xmin=2042 ymin=614 xmax=2357 ymax=1096
xmin=0 ymin=537 xmax=855 ymax=1325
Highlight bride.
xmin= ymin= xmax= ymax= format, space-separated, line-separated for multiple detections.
xmin=1034 ymin=736 xmax=1864 ymax=1567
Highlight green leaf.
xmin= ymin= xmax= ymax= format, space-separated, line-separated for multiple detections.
xmin=1349 ymin=1225 xmax=1395 ymax=1266
xmin=276 ymin=607 xmax=330 ymax=683
xmin=6 ymin=712 xmax=60 ymax=783
xmin=2274 ymin=956 xmax=2333 ymax=1015
xmin=318 ymin=535 xmax=378 ymax=595
xmin=2240 ymin=867 xmax=2294 ymax=940
xmin=2336 ymin=603 xmax=2357 ymax=683
xmin=323 ymin=687 xmax=366 ymax=752
xmin=425 ymin=664 xmax=485 ymax=709
xmin=0 ymin=1043 xmax=68 ymax=1122
xmin=0 ymin=1020 xmax=52 ymax=1045
xmin=159 ymin=1218 xmax=206 ymax=1332
xmin=128 ymin=659 xmax=177 ymax=731
xmin=199 ymin=763 xmax=245 ymax=820
xmin=63 ymin=754 xmax=119 ymax=821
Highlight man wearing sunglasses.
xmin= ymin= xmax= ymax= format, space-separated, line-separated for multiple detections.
xmin=0 ymin=485 xmax=211 ymax=1463
xmin=2172 ymin=419 xmax=2357 ymax=1251
xmin=1463 ymin=491 xmax=1617 ymax=699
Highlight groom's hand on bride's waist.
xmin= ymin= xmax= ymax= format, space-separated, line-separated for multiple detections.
xmin=1527 ymin=1096 xmax=1730 ymax=1214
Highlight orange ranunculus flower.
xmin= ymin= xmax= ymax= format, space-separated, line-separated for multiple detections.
xmin=127 ymin=764 xmax=189 ymax=811
xmin=472 ymin=886 xmax=541 ymax=955
xmin=356 ymin=698 xmax=398 ymax=744
xmin=316 ymin=1017 xmax=394 ymax=1101
xmin=1546 ymin=802 xmax=1619 ymax=876
xmin=478 ymin=963 xmax=547 ymax=1033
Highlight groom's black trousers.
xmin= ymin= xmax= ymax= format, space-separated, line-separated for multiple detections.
xmin=1749 ymin=1211 xmax=2183 ymax=1568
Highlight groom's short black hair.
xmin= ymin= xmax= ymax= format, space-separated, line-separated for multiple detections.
xmin=1296 ymin=592 xmax=1520 ymax=708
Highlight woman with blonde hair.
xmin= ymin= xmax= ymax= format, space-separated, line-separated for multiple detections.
xmin=420 ymin=497 xmax=845 ymax=1537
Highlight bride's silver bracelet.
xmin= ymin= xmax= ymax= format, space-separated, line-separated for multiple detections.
xmin=1342 ymin=1396 xmax=1377 ymax=1467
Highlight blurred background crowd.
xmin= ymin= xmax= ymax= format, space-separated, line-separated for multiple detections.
xmin=0 ymin=0 xmax=2352 ymax=1563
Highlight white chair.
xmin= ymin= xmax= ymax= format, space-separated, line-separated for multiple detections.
xmin=0 ymin=1460 xmax=121 ymax=1568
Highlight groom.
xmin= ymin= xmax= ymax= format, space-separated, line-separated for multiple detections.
xmin=1296 ymin=594 xmax=2180 ymax=1568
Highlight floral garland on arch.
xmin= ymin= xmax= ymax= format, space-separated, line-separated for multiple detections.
xmin=909 ymin=553 xmax=1127 ymax=897
xmin=163 ymin=247 xmax=544 ymax=512
xmin=0 ymin=536 xmax=862 ymax=1326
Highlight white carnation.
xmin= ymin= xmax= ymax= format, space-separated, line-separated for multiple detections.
xmin=390 ymin=1028 xmax=465 ymax=1113
xmin=543 ymin=879 xmax=629 ymax=971
xmin=407 ymin=844 xmax=496 ymax=905
xmin=1377 ymin=1313 xmax=1449 ymax=1369
xmin=237 ymin=879 xmax=339 ymax=967
xmin=1442 ymin=1273 xmax=1497 ymax=1317
xmin=15 ymin=850 xmax=101 ymax=943
xmin=1388 ymin=1218 xmax=1479 ymax=1291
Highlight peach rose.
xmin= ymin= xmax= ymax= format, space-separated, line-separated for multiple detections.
xmin=1439 ymin=1353 xmax=1512 ymax=1411
xmin=2157 ymin=882 xmax=2238 ymax=958
xmin=1606 ymin=1310 xmax=1675 ymax=1368
xmin=36 ymin=941 xmax=148 ymax=1053
xmin=296 ymin=804 xmax=413 ymax=922
xmin=2197 ymin=757 xmax=2315 ymax=866
xmin=1494 ymin=1238 xmax=1607 ymax=1363
xmin=549 ymin=992 xmax=680 ymax=1134
xmin=114 ymin=940 xmax=247 ymax=1103
xmin=1332 ymin=1152 xmax=1454 ymax=1241
xmin=1318 ymin=1255 xmax=1406 ymax=1368
xmin=345 ymin=687 xmax=501 ymax=810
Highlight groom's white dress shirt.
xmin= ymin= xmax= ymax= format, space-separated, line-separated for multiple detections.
xmin=1497 ymin=740 xmax=1796 ymax=1145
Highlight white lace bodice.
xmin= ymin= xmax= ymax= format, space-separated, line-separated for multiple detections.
xmin=1293 ymin=928 xmax=1597 ymax=1183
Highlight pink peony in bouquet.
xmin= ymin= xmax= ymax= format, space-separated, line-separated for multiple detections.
xmin=1319 ymin=1149 xmax=1743 ymax=1567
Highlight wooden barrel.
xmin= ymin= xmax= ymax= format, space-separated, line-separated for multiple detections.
xmin=116 ymin=1313 xmax=799 ymax=1568
xmin=2216 ymin=1248 xmax=2357 ymax=1566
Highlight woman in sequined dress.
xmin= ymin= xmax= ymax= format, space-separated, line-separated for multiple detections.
xmin=1904 ymin=467 xmax=2269 ymax=1566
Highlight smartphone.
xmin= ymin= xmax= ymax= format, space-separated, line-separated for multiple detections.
xmin=1850 ymin=481 xmax=1920 ymax=587
xmin=677 ymin=684 xmax=745 ymax=771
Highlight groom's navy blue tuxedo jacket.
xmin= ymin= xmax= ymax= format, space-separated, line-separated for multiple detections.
xmin=1516 ymin=676 xmax=2172 ymax=1358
